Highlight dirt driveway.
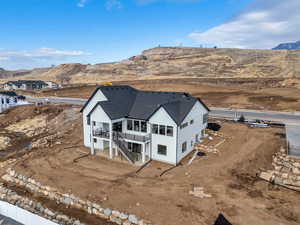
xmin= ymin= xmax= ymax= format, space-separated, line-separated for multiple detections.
xmin=12 ymin=120 xmax=300 ymax=225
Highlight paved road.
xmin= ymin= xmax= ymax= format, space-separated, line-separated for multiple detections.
xmin=26 ymin=96 xmax=300 ymax=125
xmin=210 ymin=108 xmax=300 ymax=125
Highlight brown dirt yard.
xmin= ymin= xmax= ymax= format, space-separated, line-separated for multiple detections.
xmin=1 ymin=104 xmax=298 ymax=225
xmin=28 ymin=77 xmax=300 ymax=112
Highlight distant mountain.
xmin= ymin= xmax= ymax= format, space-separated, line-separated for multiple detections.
xmin=273 ymin=41 xmax=300 ymax=50
xmin=1 ymin=47 xmax=300 ymax=83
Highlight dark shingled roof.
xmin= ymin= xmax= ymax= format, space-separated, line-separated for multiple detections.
xmin=83 ymin=85 xmax=209 ymax=125
xmin=0 ymin=91 xmax=17 ymax=97
xmin=6 ymin=80 xmax=47 ymax=86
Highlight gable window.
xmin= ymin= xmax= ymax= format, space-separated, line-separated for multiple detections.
xmin=134 ymin=120 xmax=140 ymax=132
xmin=93 ymin=121 xmax=96 ymax=126
xmin=152 ymin=124 xmax=158 ymax=134
xmin=157 ymin=145 xmax=167 ymax=156
xmin=182 ymin=142 xmax=187 ymax=153
xmin=141 ymin=121 xmax=147 ymax=133
xmin=159 ymin=125 xmax=166 ymax=135
xmin=127 ymin=120 xmax=133 ymax=131
xmin=190 ymin=120 xmax=194 ymax=125
xmin=87 ymin=115 xmax=91 ymax=125
xmin=180 ymin=122 xmax=188 ymax=129
xmin=167 ymin=126 xmax=173 ymax=137
xmin=203 ymin=113 xmax=209 ymax=124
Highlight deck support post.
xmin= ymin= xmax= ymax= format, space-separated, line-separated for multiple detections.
xmin=142 ymin=143 xmax=146 ymax=163
xmin=109 ymin=122 xmax=113 ymax=159
xmin=90 ymin=122 xmax=95 ymax=155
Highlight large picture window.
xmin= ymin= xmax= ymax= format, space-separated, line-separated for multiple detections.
xmin=158 ymin=145 xmax=167 ymax=156
xmin=127 ymin=120 xmax=133 ymax=131
xmin=167 ymin=126 xmax=173 ymax=137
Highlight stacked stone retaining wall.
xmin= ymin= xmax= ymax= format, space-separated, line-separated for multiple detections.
xmin=2 ymin=168 xmax=152 ymax=225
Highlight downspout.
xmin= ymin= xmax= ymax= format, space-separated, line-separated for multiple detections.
xmin=176 ymin=125 xmax=178 ymax=166
xmin=90 ymin=120 xmax=95 ymax=155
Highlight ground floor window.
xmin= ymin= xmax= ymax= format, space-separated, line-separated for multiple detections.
xmin=182 ymin=142 xmax=187 ymax=153
xmin=158 ymin=144 xmax=167 ymax=156
xmin=128 ymin=142 xmax=142 ymax=153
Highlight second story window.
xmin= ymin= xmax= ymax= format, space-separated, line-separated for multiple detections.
xmin=167 ymin=126 xmax=173 ymax=137
xmin=152 ymin=124 xmax=158 ymax=134
xmin=159 ymin=125 xmax=166 ymax=135
xmin=203 ymin=113 xmax=209 ymax=124
xmin=127 ymin=120 xmax=133 ymax=131
xmin=180 ymin=122 xmax=188 ymax=129
xmin=141 ymin=121 xmax=147 ymax=133
xmin=134 ymin=120 xmax=140 ymax=132
xmin=87 ymin=115 xmax=91 ymax=125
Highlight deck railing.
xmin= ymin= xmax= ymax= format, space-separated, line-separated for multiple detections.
xmin=113 ymin=132 xmax=151 ymax=143
xmin=93 ymin=128 xmax=151 ymax=143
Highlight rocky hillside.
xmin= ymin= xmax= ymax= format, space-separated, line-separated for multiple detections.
xmin=273 ymin=41 xmax=300 ymax=50
xmin=2 ymin=47 xmax=300 ymax=83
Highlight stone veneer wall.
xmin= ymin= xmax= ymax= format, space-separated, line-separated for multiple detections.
xmin=2 ymin=168 xmax=153 ymax=225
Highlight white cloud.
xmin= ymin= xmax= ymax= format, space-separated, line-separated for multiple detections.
xmin=189 ymin=0 xmax=300 ymax=49
xmin=0 ymin=48 xmax=89 ymax=59
xmin=77 ymin=0 xmax=88 ymax=7
xmin=0 ymin=48 xmax=90 ymax=70
xmin=106 ymin=0 xmax=123 ymax=10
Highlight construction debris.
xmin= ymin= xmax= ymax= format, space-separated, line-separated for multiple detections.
xmin=189 ymin=187 xmax=212 ymax=198
xmin=259 ymin=151 xmax=300 ymax=190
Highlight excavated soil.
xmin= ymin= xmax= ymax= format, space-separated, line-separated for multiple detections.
xmin=0 ymin=105 xmax=297 ymax=225
xmin=0 ymin=103 xmax=298 ymax=225
xmin=29 ymin=77 xmax=300 ymax=111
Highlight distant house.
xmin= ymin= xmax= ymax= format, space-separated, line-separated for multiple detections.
xmin=45 ymin=81 xmax=60 ymax=89
xmin=0 ymin=91 xmax=27 ymax=113
xmin=4 ymin=80 xmax=48 ymax=91
xmin=81 ymin=85 xmax=210 ymax=165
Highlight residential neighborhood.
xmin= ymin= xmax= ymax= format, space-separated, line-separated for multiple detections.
xmin=3 ymin=80 xmax=59 ymax=91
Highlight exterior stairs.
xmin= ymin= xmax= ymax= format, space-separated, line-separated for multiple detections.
xmin=113 ymin=133 xmax=135 ymax=164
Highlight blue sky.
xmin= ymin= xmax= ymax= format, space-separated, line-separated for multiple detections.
xmin=0 ymin=0 xmax=298 ymax=70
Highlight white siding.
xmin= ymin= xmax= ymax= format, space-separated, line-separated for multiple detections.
xmin=82 ymin=90 xmax=108 ymax=147
xmin=177 ymin=101 xmax=208 ymax=163
xmin=149 ymin=107 xmax=177 ymax=165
